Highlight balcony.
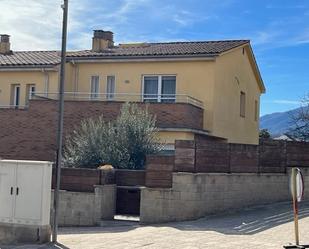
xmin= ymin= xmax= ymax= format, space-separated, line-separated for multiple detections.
xmin=29 ymin=92 xmax=205 ymax=131
xmin=33 ymin=92 xmax=204 ymax=108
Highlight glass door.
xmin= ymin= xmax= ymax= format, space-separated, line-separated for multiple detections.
xmin=143 ymin=76 xmax=159 ymax=102
xmin=143 ymin=75 xmax=176 ymax=102
xmin=161 ymin=76 xmax=176 ymax=103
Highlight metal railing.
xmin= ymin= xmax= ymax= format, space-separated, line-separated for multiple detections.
xmin=32 ymin=92 xmax=204 ymax=108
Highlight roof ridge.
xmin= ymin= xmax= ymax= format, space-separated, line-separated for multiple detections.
xmin=148 ymin=39 xmax=250 ymax=45
xmin=1 ymin=40 xmax=251 ymax=67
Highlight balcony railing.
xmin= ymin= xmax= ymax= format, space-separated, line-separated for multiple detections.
xmin=32 ymin=92 xmax=204 ymax=108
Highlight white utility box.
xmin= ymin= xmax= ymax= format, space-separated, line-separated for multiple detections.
xmin=0 ymin=160 xmax=52 ymax=244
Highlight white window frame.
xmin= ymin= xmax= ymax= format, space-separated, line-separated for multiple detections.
xmin=106 ymin=75 xmax=116 ymax=100
xmin=90 ymin=75 xmax=100 ymax=99
xmin=28 ymin=84 xmax=36 ymax=100
xmin=142 ymin=75 xmax=176 ymax=103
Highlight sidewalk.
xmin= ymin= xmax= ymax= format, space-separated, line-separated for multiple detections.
xmin=3 ymin=201 xmax=309 ymax=249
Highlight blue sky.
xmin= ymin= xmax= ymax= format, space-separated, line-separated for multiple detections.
xmin=0 ymin=0 xmax=308 ymax=115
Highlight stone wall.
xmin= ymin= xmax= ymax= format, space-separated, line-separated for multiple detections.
xmin=0 ymin=99 xmax=203 ymax=161
xmin=50 ymin=185 xmax=116 ymax=226
xmin=140 ymin=168 xmax=309 ymax=224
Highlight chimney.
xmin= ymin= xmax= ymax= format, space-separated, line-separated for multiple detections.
xmin=92 ymin=30 xmax=114 ymax=52
xmin=0 ymin=34 xmax=11 ymax=55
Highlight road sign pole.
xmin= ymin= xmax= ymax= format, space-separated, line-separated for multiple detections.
xmin=284 ymin=168 xmax=308 ymax=249
xmin=52 ymin=0 xmax=68 ymax=243
xmin=291 ymin=168 xmax=299 ymax=246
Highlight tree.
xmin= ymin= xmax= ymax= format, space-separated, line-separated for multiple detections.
xmin=286 ymin=94 xmax=309 ymax=142
xmin=63 ymin=103 xmax=163 ymax=169
xmin=259 ymin=129 xmax=271 ymax=140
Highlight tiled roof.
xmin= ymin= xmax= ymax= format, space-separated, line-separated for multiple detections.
xmin=67 ymin=40 xmax=249 ymax=58
xmin=0 ymin=40 xmax=249 ymax=67
xmin=0 ymin=51 xmax=60 ymax=67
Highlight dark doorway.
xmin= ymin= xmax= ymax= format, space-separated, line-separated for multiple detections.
xmin=116 ymin=186 xmax=141 ymax=216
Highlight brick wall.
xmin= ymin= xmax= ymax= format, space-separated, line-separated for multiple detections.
xmin=195 ymin=139 xmax=230 ymax=173
xmin=51 ymin=167 xmax=147 ymax=192
xmin=0 ymin=100 xmax=203 ymax=161
xmin=174 ymin=140 xmax=196 ymax=172
xmin=229 ymin=143 xmax=259 ymax=173
xmin=52 ymin=168 xmax=101 ymax=192
xmin=145 ymin=155 xmax=174 ymax=188
xmin=115 ymin=169 xmax=145 ymax=186
xmin=259 ymin=140 xmax=287 ymax=173
xmin=174 ymin=137 xmax=309 ymax=174
xmin=286 ymin=141 xmax=309 ymax=167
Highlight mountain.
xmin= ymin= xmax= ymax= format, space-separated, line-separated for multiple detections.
xmin=260 ymin=107 xmax=303 ymax=137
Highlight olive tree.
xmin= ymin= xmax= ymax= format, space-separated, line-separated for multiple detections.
xmin=63 ymin=103 xmax=162 ymax=169
xmin=286 ymin=94 xmax=309 ymax=142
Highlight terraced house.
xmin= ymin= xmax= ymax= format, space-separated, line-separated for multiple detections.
xmin=0 ymin=30 xmax=265 ymax=151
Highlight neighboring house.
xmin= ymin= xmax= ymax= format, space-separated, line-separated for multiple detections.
xmin=273 ymin=135 xmax=294 ymax=141
xmin=0 ymin=30 xmax=265 ymax=145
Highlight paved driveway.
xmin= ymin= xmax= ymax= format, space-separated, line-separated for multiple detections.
xmin=3 ymin=201 xmax=309 ymax=249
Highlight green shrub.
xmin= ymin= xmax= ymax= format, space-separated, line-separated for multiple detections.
xmin=63 ymin=103 xmax=162 ymax=169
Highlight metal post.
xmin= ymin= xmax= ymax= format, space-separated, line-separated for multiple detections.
xmin=291 ymin=168 xmax=300 ymax=246
xmin=52 ymin=0 xmax=68 ymax=243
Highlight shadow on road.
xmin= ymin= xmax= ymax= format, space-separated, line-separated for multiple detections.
xmin=167 ymin=201 xmax=309 ymax=235
xmin=0 ymin=242 xmax=70 ymax=249
xmin=57 ymin=200 xmax=309 ymax=236
xmin=3 ymin=201 xmax=309 ymax=248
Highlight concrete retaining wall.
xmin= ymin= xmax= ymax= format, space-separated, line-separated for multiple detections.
xmin=140 ymin=168 xmax=309 ymax=224
xmin=50 ymin=184 xmax=116 ymax=226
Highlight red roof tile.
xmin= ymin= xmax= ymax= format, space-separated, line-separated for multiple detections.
xmin=0 ymin=40 xmax=249 ymax=67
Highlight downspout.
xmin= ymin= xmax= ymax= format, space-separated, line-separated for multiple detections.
xmin=71 ymin=60 xmax=79 ymax=97
xmin=42 ymin=68 xmax=50 ymax=97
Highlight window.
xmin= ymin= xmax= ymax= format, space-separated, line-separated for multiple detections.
xmin=254 ymin=100 xmax=258 ymax=121
xmin=90 ymin=76 xmax=99 ymax=99
xmin=27 ymin=84 xmax=36 ymax=100
xmin=143 ymin=76 xmax=158 ymax=102
xmin=240 ymin=91 xmax=246 ymax=117
xmin=161 ymin=76 xmax=176 ymax=103
xmin=143 ymin=75 xmax=176 ymax=102
xmin=106 ymin=76 xmax=115 ymax=100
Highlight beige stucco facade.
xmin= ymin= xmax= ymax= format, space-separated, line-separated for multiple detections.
xmin=0 ymin=44 xmax=264 ymax=145
xmin=0 ymin=70 xmax=59 ymax=106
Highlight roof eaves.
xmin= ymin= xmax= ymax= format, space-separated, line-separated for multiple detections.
xmin=246 ymin=44 xmax=266 ymax=93
xmin=66 ymin=53 xmax=219 ymax=61
xmin=0 ymin=64 xmax=59 ymax=71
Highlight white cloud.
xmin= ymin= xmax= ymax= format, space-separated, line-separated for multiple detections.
xmin=2 ymin=0 xmax=307 ymax=52
xmin=0 ymin=0 xmax=95 ymax=50
xmin=266 ymin=4 xmax=307 ymax=9
xmin=0 ymin=0 xmax=63 ymax=50
xmin=264 ymin=100 xmax=301 ymax=105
